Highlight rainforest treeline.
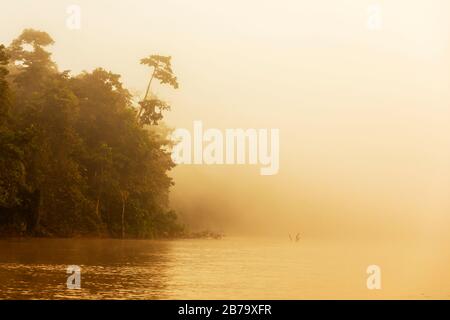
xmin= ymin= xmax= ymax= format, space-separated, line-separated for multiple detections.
xmin=0 ymin=29 xmax=184 ymax=238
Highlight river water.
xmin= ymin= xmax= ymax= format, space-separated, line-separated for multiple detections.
xmin=0 ymin=237 xmax=449 ymax=299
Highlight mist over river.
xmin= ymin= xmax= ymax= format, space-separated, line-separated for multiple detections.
xmin=0 ymin=238 xmax=449 ymax=299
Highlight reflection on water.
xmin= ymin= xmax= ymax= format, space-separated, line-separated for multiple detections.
xmin=0 ymin=237 xmax=449 ymax=299
xmin=0 ymin=239 xmax=172 ymax=299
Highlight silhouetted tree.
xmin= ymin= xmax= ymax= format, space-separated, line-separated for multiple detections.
xmin=0 ymin=29 xmax=183 ymax=238
xmin=137 ymin=55 xmax=179 ymax=126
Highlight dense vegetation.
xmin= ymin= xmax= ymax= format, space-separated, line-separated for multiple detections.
xmin=0 ymin=29 xmax=183 ymax=238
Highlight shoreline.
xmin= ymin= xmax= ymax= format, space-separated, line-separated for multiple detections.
xmin=0 ymin=231 xmax=225 ymax=241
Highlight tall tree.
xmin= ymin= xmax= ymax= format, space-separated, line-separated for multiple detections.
xmin=137 ymin=55 xmax=179 ymax=125
xmin=0 ymin=45 xmax=27 ymax=233
xmin=0 ymin=45 xmax=23 ymax=209
xmin=5 ymin=30 xmax=96 ymax=235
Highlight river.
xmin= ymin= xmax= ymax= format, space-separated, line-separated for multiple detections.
xmin=0 ymin=237 xmax=449 ymax=299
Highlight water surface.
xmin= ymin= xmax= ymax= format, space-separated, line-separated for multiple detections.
xmin=0 ymin=237 xmax=448 ymax=299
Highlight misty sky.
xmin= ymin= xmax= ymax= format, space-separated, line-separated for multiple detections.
xmin=2 ymin=0 xmax=450 ymax=240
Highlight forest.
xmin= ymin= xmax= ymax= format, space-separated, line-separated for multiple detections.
xmin=0 ymin=29 xmax=184 ymax=238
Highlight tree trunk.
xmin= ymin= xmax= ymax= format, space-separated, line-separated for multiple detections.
xmin=95 ymin=167 xmax=104 ymax=222
xmin=137 ymin=68 xmax=156 ymax=119
xmin=119 ymin=190 xmax=129 ymax=239
xmin=96 ymin=197 xmax=100 ymax=219
xmin=121 ymin=198 xmax=125 ymax=239
xmin=34 ymin=189 xmax=43 ymax=235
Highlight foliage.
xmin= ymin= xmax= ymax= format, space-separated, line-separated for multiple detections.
xmin=0 ymin=29 xmax=183 ymax=238
xmin=137 ymin=55 xmax=179 ymax=126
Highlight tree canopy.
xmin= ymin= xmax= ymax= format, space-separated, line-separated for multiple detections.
xmin=0 ymin=29 xmax=183 ymax=238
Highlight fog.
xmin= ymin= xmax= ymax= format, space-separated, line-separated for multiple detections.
xmin=2 ymin=0 xmax=450 ymax=240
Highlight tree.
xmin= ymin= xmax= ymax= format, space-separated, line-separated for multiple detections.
xmin=0 ymin=29 xmax=183 ymax=238
xmin=70 ymin=67 xmax=178 ymax=238
xmin=0 ymin=45 xmax=10 ymax=118
xmin=0 ymin=45 xmax=25 ymax=207
xmin=4 ymin=30 xmax=96 ymax=236
xmin=0 ymin=44 xmax=23 ymax=210
xmin=137 ymin=55 xmax=179 ymax=126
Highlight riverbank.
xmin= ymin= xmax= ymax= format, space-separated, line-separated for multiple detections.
xmin=0 ymin=230 xmax=225 ymax=241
